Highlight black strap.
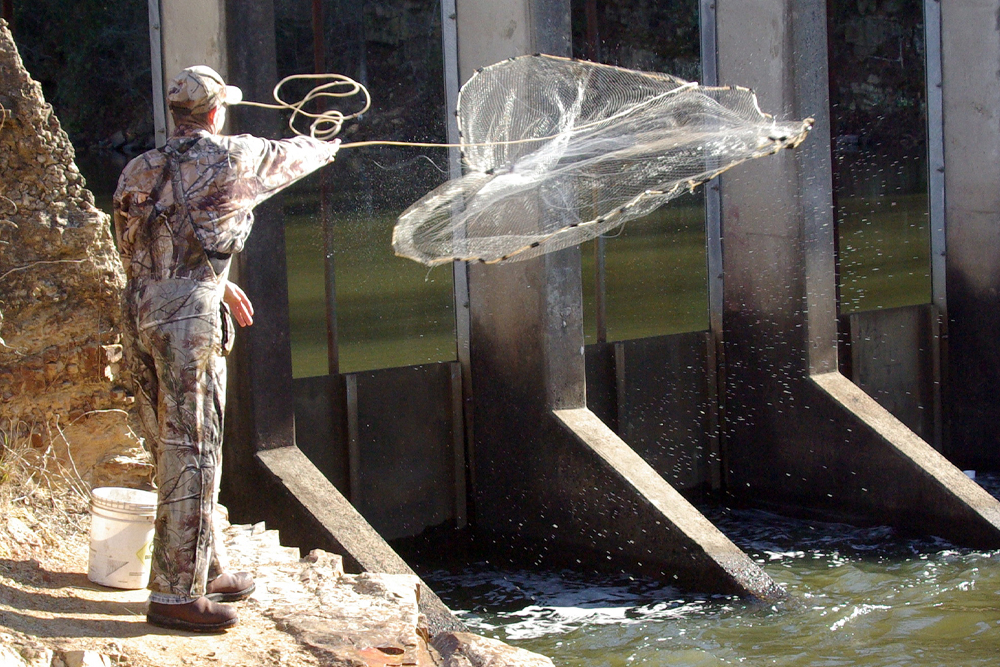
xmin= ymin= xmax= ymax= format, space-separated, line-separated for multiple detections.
xmin=161 ymin=140 xmax=232 ymax=278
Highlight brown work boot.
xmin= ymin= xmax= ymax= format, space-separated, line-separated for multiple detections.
xmin=206 ymin=571 xmax=256 ymax=602
xmin=146 ymin=596 xmax=238 ymax=632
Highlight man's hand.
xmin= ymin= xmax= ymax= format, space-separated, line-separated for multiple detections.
xmin=224 ymin=280 xmax=254 ymax=327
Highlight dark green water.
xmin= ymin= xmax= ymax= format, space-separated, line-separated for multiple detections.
xmin=82 ymin=149 xmax=932 ymax=377
xmin=281 ymin=187 xmax=930 ymax=376
xmin=420 ymin=474 xmax=1000 ymax=667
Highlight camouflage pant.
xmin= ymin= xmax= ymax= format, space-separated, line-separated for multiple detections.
xmin=127 ymin=278 xmax=232 ymax=603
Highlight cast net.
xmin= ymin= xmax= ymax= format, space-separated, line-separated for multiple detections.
xmin=391 ymin=54 xmax=813 ymax=266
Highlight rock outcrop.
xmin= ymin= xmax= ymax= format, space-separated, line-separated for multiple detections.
xmin=0 ymin=19 xmax=150 ymax=488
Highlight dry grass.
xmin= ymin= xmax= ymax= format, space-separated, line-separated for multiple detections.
xmin=0 ymin=417 xmax=92 ymax=560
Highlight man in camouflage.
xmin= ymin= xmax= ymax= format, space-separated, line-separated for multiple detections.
xmin=114 ymin=66 xmax=341 ymax=631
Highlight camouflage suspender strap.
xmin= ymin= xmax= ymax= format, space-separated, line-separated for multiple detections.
xmin=146 ymin=137 xmax=197 ymax=226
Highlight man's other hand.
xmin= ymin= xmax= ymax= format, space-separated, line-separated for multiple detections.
xmin=224 ymin=280 xmax=255 ymax=327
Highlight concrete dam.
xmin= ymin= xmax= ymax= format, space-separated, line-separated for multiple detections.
xmin=145 ymin=0 xmax=1000 ymax=636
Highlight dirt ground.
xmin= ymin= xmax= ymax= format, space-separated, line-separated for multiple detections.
xmin=0 ymin=494 xmax=321 ymax=667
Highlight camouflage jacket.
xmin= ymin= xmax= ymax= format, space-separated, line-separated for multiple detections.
xmin=114 ymin=124 xmax=339 ymax=285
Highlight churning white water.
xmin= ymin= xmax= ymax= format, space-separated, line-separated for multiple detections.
xmin=422 ymin=473 xmax=1000 ymax=666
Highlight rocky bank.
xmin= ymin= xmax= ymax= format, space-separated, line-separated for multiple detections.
xmin=0 ymin=19 xmax=150 ymax=490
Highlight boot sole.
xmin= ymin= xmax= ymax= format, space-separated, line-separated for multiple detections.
xmin=146 ymin=612 xmax=238 ymax=633
xmin=206 ymin=582 xmax=256 ymax=603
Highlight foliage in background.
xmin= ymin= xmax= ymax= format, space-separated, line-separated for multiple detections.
xmin=10 ymin=0 xmax=152 ymax=148
xmin=827 ymin=0 xmax=927 ymax=152
xmin=571 ymin=0 xmax=701 ymax=81
xmin=827 ymin=0 xmax=931 ymax=312
xmin=274 ymin=0 xmax=448 ymax=215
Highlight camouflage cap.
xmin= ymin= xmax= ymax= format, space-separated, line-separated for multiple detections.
xmin=167 ymin=66 xmax=243 ymax=115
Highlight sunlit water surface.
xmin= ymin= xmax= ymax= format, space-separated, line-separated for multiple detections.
xmin=422 ymin=473 xmax=1000 ymax=666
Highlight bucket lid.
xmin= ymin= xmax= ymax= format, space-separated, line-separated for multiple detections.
xmin=90 ymin=487 xmax=158 ymax=513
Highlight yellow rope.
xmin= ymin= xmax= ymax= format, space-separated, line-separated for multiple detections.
xmin=232 ymin=71 xmax=567 ymax=151
xmin=233 ymin=73 xmax=372 ymax=142
xmin=234 ymin=63 xmax=712 ymax=153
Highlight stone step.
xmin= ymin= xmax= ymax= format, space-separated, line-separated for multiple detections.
xmin=222 ymin=522 xmax=301 ymax=568
xmin=220 ymin=520 xmax=552 ymax=667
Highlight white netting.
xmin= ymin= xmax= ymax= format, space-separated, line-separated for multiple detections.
xmin=392 ymin=54 xmax=812 ymax=266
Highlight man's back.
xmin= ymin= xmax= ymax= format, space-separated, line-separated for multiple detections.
xmin=114 ymin=125 xmax=338 ymax=283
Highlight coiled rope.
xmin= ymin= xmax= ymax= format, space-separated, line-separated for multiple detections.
xmin=233 ymin=73 xmax=455 ymax=149
xmin=231 ymin=68 xmax=619 ymax=151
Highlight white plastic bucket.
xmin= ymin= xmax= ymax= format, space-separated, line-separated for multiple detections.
xmin=88 ymin=487 xmax=157 ymax=589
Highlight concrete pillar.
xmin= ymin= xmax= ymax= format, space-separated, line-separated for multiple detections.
xmin=223 ymin=0 xmax=296 ymax=461
xmin=150 ymin=0 xmax=228 ymax=142
xmin=940 ymin=2 xmax=1000 ymax=470
xmin=460 ymin=0 xmax=588 ymax=527
xmin=715 ymin=0 xmax=1000 ymax=546
xmin=457 ymin=0 xmax=784 ymax=599
xmin=159 ymin=0 xmax=227 ymax=88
